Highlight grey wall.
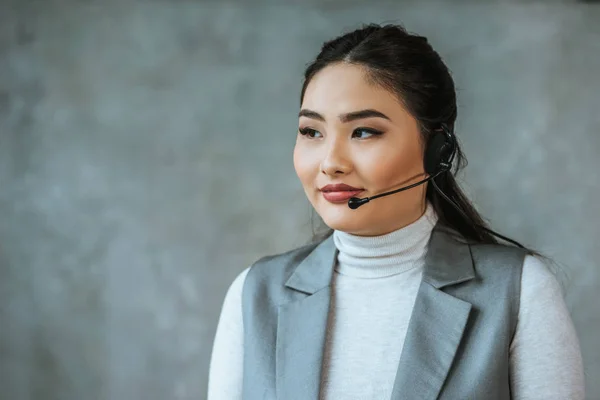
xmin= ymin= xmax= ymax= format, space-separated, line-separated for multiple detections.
xmin=0 ymin=1 xmax=598 ymax=399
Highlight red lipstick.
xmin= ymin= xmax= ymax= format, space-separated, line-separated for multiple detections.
xmin=319 ymin=184 xmax=364 ymax=204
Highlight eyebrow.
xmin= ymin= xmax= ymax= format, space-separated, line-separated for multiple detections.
xmin=298 ymin=108 xmax=391 ymax=123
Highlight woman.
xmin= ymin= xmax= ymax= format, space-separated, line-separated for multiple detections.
xmin=208 ymin=24 xmax=585 ymax=399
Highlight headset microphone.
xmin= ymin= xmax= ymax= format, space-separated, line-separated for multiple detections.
xmin=347 ymin=166 xmax=449 ymax=209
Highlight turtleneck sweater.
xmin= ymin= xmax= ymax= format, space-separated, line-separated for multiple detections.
xmin=332 ymin=203 xmax=437 ymax=279
xmin=207 ymin=203 xmax=585 ymax=399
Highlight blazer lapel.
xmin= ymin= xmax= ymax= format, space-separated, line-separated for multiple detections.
xmin=276 ymin=236 xmax=337 ymax=400
xmin=390 ymin=225 xmax=475 ymax=400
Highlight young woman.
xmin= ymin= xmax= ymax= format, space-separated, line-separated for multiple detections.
xmin=208 ymin=24 xmax=585 ymax=400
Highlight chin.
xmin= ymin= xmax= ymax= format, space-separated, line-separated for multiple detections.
xmin=317 ymin=204 xmax=366 ymax=234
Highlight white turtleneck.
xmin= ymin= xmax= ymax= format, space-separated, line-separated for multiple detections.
xmin=207 ymin=203 xmax=585 ymax=399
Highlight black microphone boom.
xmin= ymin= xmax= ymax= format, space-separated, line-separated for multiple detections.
xmin=347 ymin=169 xmax=446 ymax=210
xmin=346 ymin=167 xmax=526 ymax=249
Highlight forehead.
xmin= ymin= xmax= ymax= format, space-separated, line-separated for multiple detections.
xmin=301 ymin=63 xmax=407 ymax=119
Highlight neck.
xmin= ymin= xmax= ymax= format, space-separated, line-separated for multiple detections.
xmin=348 ymin=201 xmax=429 ymax=237
xmin=333 ymin=202 xmax=438 ymax=278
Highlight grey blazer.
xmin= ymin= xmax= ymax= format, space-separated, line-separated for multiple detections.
xmin=241 ymin=224 xmax=527 ymax=399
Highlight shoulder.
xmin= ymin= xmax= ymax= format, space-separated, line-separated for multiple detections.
xmin=240 ymin=239 xmax=325 ymax=302
xmin=216 ymin=266 xmax=251 ymax=324
xmin=245 ymin=240 xmax=322 ymax=282
xmin=222 ymin=242 xmax=325 ymax=315
xmin=466 ymin=245 xmax=561 ymax=295
xmin=466 ymin=242 xmax=529 ymax=292
xmin=469 ymin=242 xmax=529 ymax=268
xmin=519 ymin=254 xmax=565 ymax=309
xmin=435 ymin=226 xmax=528 ymax=274
xmin=521 ymin=254 xmax=561 ymax=291
xmin=226 ymin=266 xmax=252 ymax=302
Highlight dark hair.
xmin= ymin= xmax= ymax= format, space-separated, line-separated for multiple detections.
xmin=301 ymin=23 xmax=539 ymax=256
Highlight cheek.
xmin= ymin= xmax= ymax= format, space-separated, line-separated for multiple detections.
xmin=365 ymin=143 xmax=424 ymax=186
xmin=293 ymin=143 xmax=317 ymax=185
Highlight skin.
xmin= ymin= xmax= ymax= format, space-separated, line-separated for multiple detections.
xmin=293 ymin=62 xmax=429 ymax=236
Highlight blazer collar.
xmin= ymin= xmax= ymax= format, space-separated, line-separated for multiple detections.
xmin=284 ymin=223 xmax=475 ymax=293
xmin=284 ymin=233 xmax=337 ymax=294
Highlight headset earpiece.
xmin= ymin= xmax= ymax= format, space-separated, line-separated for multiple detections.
xmin=424 ymin=124 xmax=456 ymax=174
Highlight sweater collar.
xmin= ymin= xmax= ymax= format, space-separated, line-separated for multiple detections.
xmin=332 ymin=202 xmax=438 ymax=278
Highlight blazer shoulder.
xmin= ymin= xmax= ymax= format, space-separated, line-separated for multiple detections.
xmin=244 ymin=239 xmax=323 ymax=290
xmin=467 ymin=242 xmax=528 ymax=307
xmin=251 ymin=240 xmax=321 ymax=271
xmin=469 ymin=241 xmax=529 ymax=269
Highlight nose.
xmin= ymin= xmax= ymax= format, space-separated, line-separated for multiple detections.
xmin=320 ymin=139 xmax=352 ymax=176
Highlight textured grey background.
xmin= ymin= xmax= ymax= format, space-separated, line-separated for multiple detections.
xmin=0 ymin=1 xmax=598 ymax=399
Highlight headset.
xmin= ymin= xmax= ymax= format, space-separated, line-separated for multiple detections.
xmin=347 ymin=124 xmax=525 ymax=248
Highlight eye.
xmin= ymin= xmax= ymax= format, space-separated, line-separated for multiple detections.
xmin=298 ymin=127 xmax=322 ymax=138
xmin=352 ymin=127 xmax=384 ymax=139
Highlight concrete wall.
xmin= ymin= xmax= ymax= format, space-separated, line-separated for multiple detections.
xmin=0 ymin=1 xmax=598 ymax=399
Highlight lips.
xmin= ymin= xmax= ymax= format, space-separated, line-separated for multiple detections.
xmin=320 ymin=183 xmax=364 ymax=204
